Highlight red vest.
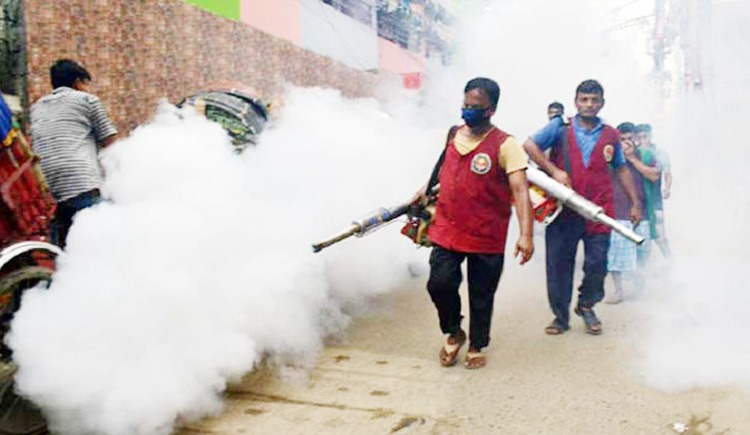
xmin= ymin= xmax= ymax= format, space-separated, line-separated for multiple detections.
xmin=428 ymin=127 xmax=513 ymax=254
xmin=551 ymin=123 xmax=619 ymax=234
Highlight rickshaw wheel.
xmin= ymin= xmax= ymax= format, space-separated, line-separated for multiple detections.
xmin=0 ymin=266 xmax=54 ymax=353
xmin=0 ymin=266 xmax=53 ymax=435
xmin=0 ymin=373 xmax=48 ymax=435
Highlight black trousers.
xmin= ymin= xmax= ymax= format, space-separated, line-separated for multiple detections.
xmin=50 ymin=189 xmax=100 ymax=248
xmin=545 ymin=216 xmax=609 ymax=327
xmin=426 ymin=245 xmax=505 ymax=350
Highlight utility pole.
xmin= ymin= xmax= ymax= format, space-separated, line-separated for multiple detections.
xmin=653 ymin=0 xmax=666 ymax=74
xmin=678 ymin=0 xmax=712 ymax=91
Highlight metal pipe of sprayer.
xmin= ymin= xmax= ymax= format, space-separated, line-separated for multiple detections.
xmin=526 ymin=166 xmax=645 ymax=245
xmin=311 ymin=224 xmax=361 ymax=253
xmin=311 ymin=202 xmax=413 ymax=253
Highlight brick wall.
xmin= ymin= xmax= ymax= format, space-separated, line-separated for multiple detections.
xmin=24 ymin=0 xmax=380 ymax=133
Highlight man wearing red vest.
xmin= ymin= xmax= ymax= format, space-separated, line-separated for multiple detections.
xmin=523 ymin=80 xmax=641 ymax=336
xmin=420 ymin=77 xmax=534 ymax=370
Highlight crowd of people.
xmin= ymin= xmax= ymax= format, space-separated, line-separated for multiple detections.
xmin=419 ymin=77 xmax=672 ymax=370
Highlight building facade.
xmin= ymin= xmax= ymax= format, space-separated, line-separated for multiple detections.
xmin=185 ymin=0 xmax=454 ymax=88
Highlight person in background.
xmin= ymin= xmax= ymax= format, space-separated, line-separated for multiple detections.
xmin=30 ymin=59 xmax=118 ymax=248
xmin=634 ymin=123 xmax=671 ymax=259
xmin=605 ymin=122 xmax=651 ymax=303
xmin=547 ymin=101 xmax=565 ymax=120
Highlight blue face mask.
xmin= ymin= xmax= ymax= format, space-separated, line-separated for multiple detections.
xmin=461 ymin=107 xmax=489 ymax=127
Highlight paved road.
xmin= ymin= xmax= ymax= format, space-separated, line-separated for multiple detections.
xmin=181 ymin=259 xmax=750 ymax=434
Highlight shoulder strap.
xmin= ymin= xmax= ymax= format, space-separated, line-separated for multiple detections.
xmin=427 ymin=126 xmax=459 ymax=192
xmin=561 ymin=123 xmax=571 ymax=174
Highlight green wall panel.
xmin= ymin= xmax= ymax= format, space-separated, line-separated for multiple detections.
xmin=184 ymin=0 xmax=240 ymax=21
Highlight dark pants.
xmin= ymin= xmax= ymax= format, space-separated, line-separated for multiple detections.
xmin=426 ymin=246 xmax=504 ymax=350
xmin=51 ymin=189 xmax=101 ymax=248
xmin=545 ymin=216 xmax=610 ymax=328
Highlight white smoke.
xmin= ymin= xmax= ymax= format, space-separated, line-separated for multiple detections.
xmin=7 ymin=88 xmax=445 ymax=434
xmin=637 ymin=0 xmax=750 ymax=391
xmin=431 ymin=0 xmax=659 ymax=135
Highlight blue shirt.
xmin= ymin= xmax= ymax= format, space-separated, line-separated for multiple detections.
xmin=532 ymin=115 xmax=625 ymax=169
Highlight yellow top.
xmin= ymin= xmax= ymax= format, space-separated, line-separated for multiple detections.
xmin=452 ymin=126 xmax=529 ymax=174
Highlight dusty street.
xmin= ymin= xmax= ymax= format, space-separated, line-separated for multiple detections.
xmin=181 ymin=257 xmax=750 ymax=435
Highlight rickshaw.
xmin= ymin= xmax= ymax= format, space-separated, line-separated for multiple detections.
xmin=0 ymin=93 xmax=60 ymax=435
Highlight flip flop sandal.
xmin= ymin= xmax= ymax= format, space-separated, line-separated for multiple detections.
xmin=575 ymin=307 xmax=602 ymax=335
xmin=439 ymin=329 xmax=466 ymax=367
xmin=464 ymin=351 xmax=486 ymax=370
xmin=545 ymin=319 xmax=569 ymax=335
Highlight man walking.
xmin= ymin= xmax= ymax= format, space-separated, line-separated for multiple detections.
xmin=30 ymin=59 xmax=118 ymax=248
xmin=421 ymin=77 xmax=534 ymax=369
xmin=523 ymin=80 xmax=641 ymax=335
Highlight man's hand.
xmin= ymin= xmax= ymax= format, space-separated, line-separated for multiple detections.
xmin=551 ymin=168 xmax=572 ymax=188
xmin=622 ymin=139 xmax=637 ymax=161
xmin=514 ymin=234 xmax=534 ymax=265
xmin=629 ymin=204 xmax=642 ymax=226
xmin=663 ymin=188 xmax=671 ymax=200
xmin=410 ymin=186 xmax=428 ymax=206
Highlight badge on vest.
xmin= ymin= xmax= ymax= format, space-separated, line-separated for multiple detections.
xmin=471 ymin=153 xmax=492 ymax=175
xmin=603 ymin=144 xmax=615 ymax=163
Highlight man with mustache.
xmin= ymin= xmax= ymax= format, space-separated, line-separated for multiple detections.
xmin=523 ymin=80 xmax=641 ymax=335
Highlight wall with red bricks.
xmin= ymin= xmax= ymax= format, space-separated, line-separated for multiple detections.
xmin=24 ymin=0 xmax=380 ymax=133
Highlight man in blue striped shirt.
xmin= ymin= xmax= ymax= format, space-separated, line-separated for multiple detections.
xmin=30 ymin=59 xmax=118 ymax=248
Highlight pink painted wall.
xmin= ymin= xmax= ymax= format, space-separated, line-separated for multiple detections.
xmin=240 ymin=0 xmax=302 ymax=45
xmin=377 ymin=37 xmax=425 ymax=74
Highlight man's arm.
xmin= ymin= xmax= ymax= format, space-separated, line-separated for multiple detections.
xmin=663 ymin=169 xmax=672 ymax=199
xmin=615 ymin=166 xmax=642 ymax=224
xmin=655 ymin=148 xmax=672 ymax=199
xmin=87 ymin=94 xmax=118 ymax=149
xmin=99 ymin=134 xmax=118 ymax=149
xmin=508 ymin=169 xmax=534 ymax=265
xmin=625 ymin=153 xmax=660 ymax=182
xmin=523 ymin=138 xmax=555 ymax=174
xmin=522 ymin=119 xmax=570 ymax=187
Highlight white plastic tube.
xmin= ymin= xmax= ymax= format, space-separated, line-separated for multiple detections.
xmin=526 ymin=166 xmax=645 ymax=245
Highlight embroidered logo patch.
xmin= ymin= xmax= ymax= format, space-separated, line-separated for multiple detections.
xmin=471 ymin=153 xmax=492 ymax=175
xmin=603 ymin=144 xmax=615 ymax=163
